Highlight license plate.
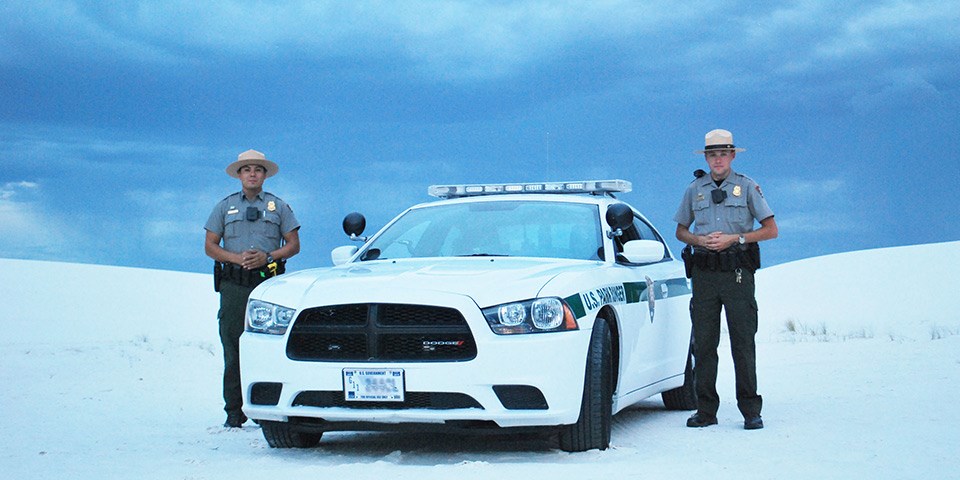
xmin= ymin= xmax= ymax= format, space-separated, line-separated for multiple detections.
xmin=342 ymin=368 xmax=405 ymax=402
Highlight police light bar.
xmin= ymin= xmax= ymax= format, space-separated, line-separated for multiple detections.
xmin=428 ymin=180 xmax=632 ymax=199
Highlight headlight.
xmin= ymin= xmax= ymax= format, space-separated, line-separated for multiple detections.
xmin=483 ymin=297 xmax=578 ymax=335
xmin=246 ymin=300 xmax=296 ymax=335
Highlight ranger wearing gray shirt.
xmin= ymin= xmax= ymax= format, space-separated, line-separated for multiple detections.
xmin=204 ymin=149 xmax=300 ymax=428
xmin=674 ymin=129 xmax=778 ymax=431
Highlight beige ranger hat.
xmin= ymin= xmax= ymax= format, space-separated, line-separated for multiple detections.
xmin=226 ymin=149 xmax=279 ymax=178
xmin=694 ymin=129 xmax=746 ymax=154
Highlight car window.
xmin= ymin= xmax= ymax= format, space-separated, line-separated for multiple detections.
xmin=361 ymin=201 xmax=602 ymax=261
xmin=613 ymin=215 xmax=668 ymax=264
xmin=632 ymin=217 xmax=661 ymax=242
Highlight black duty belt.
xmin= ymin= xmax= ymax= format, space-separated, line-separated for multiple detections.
xmin=681 ymin=243 xmax=760 ymax=277
xmin=214 ymin=260 xmax=286 ymax=291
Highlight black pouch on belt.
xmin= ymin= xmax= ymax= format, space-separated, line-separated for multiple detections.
xmin=719 ymin=249 xmax=736 ymax=271
xmin=705 ymin=251 xmax=718 ymax=271
xmin=738 ymin=243 xmax=761 ymax=272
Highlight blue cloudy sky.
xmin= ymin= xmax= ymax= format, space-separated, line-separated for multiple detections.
xmin=2 ymin=0 xmax=958 ymax=274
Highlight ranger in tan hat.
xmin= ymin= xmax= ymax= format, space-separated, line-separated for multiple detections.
xmin=673 ymin=129 xmax=778 ymax=431
xmin=204 ymin=149 xmax=300 ymax=428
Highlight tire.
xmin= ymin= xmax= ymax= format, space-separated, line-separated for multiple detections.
xmin=260 ymin=420 xmax=322 ymax=448
xmin=558 ymin=319 xmax=613 ymax=452
xmin=661 ymin=342 xmax=697 ymax=410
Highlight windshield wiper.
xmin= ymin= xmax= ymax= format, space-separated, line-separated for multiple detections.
xmin=456 ymin=253 xmax=509 ymax=257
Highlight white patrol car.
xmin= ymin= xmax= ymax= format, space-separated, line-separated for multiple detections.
xmin=240 ymin=180 xmax=696 ymax=452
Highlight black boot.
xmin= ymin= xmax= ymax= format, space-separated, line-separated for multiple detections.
xmin=224 ymin=411 xmax=247 ymax=428
xmin=686 ymin=412 xmax=718 ymax=428
xmin=744 ymin=415 xmax=764 ymax=430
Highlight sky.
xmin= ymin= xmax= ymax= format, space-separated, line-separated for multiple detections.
xmin=1 ymin=0 xmax=959 ymax=274
xmin=2 ymin=242 xmax=958 ymax=478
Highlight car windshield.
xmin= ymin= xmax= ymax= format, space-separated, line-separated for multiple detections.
xmin=359 ymin=201 xmax=603 ymax=261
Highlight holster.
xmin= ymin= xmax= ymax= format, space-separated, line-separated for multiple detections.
xmin=681 ymin=245 xmax=694 ymax=278
xmin=214 ymin=261 xmax=223 ymax=292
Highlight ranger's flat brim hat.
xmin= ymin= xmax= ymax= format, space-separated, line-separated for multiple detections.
xmin=226 ymin=149 xmax=279 ymax=178
xmin=695 ymin=129 xmax=746 ymax=154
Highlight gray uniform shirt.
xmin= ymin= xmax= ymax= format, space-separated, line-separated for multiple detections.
xmin=674 ymin=170 xmax=774 ymax=235
xmin=205 ymin=191 xmax=300 ymax=255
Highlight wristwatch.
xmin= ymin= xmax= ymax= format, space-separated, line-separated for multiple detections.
xmin=266 ymin=253 xmax=275 ymax=264
xmin=738 ymin=234 xmax=746 ymax=245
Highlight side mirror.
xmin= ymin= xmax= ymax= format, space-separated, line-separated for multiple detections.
xmin=605 ymin=203 xmax=634 ymax=231
xmin=342 ymin=212 xmax=366 ymax=239
xmin=331 ymin=245 xmax=359 ymax=266
xmin=620 ymin=240 xmax=665 ymax=264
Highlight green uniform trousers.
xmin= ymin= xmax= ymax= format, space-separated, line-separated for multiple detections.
xmin=690 ymin=266 xmax=762 ymax=418
xmin=218 ymin=280 xmax=255 ymax=416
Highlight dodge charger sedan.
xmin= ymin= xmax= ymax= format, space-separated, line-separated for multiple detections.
xmin=240 ymin=180 xmax=695 ymax=452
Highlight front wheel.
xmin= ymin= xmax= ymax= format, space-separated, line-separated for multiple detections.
xmin=260 ymin=420 xmax=322 ymax=448
xmin=558 ymin=319 xmax=613 ymax=452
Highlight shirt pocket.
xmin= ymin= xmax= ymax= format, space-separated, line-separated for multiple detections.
xmin=693 ymin=199 xmax=711 ymax=226
xmin=258 ymin=211 xmax=282 ymax=241
xmin=725 ymin=195 xmax=750 ymax=224
xmin=224 ymin=215 xmax=244 ymax=240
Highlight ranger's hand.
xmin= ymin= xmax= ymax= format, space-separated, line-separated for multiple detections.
xmin=703 ymin=232 xmax=737 ymax=251
xmin=240 ymin=249 xmax=265 ymax=269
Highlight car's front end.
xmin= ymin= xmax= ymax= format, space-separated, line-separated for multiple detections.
xmin=240 ymin=257 xmax=603 ymax=430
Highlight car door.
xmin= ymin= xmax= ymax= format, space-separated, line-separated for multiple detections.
xmin=614 ymin=216 xmax=690 ymax=398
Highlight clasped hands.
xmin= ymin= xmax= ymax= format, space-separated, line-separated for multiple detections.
xmin=239 ymin=249 xmax=267 ymax=270
xmin=699 ymin=232 xmax=738 ymax=251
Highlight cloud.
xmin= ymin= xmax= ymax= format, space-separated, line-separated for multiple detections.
xmin=818 ymin=1 xmax=959 ymax=59
xmin=0 ymin=180 xmax=91 ymax=261
xmin=1 ymin=181 xmax=38 ymax=200
xmin=3 ymin=1 xmax=711 ymax=81
xmin=778 ymin=178 xmax=845 ymax=196
xmin=768 ymin=177 xmax=858 ymax=235
xmin=738 ymin=1 xmax=959 ymax=67
xmin=0 ymin=1 xmax=184 ymax=66
xmin=1 ymin=124 xmax=217 ymax=177
xmin=676 ymin=1 xmax=960 ymax=109
xmin=7 ymin=0 xmax=956 ymax=122
xmin=850 ymin=72 xmax=952 ymax=114
xmin=774 ymin=211 xmax=862 ymax=234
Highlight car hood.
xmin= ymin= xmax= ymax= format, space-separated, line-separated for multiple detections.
xmin=255 ymin=257 xmax=602 ymax=309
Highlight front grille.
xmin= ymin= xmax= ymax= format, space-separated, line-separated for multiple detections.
xmin=287 ymin=303 xmax=477 ymax=362
xmin=292 ymin=390 xmax=483 ymax=410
